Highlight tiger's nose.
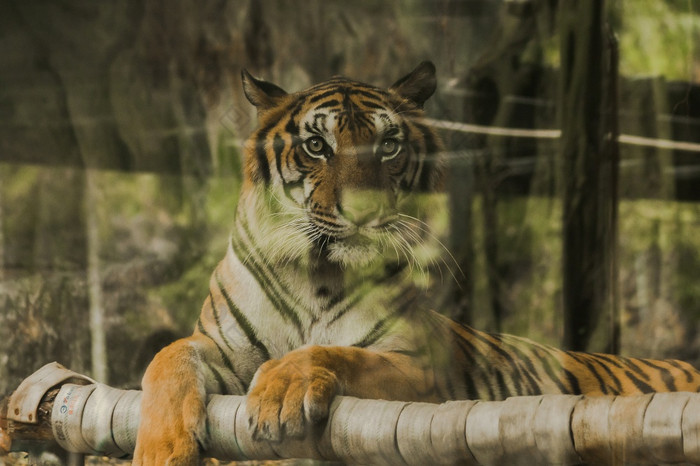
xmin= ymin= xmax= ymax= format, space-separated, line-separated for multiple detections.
xmin=339 ymin=189 xmax=390 ymax=226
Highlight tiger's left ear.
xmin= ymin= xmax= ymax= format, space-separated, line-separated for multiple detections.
xmin=390 ymin=61 xmax=437 ymax=108
xmin=241 ymin=69 xmax=288 ymax=112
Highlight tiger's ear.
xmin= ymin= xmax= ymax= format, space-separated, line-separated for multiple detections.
xmin=390 ymin=61 xmax=437 ymax=108
xmin=241 ymin=69 xmax=288 ymax=111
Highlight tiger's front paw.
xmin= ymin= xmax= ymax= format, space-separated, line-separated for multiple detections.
xmin=133 ymin=342 xmax=208 ymax=466
xmin=133 ymin=391 xmax=204 ymax=466
xmin=246 ymin=346 xmax=340 ymax=442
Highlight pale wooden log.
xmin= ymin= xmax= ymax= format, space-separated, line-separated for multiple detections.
xmin=643 ymin=392 xmax=691 ymax=464
xmin=608 ymin=392 xmax=653 ymax=464
xmin=395 ymin=401 xmax=439 ymax=464
xmin=682 ymin=395 xmax=700 ymax=463
xmin=327 ymin=397 xmax=406 ymax=465
xmin=499 ymin=395 xmax=546 ymax=465
xmin=231 ymin=394 xmax=279 ymax=461
xmin=430 ymin=400 xmax=479 ymax=465
xmin=533 ymin=395 xmax=582 ymax=464
xmin=464 ymin=400 xmax=504 ymax=464
xmin=110 ymin=389 xmax=141 ymax=455
xmin=571 ymin=395 xmax=614 ymax=463
xmin=206 ymin=394 xmax=247 ymax=460
xmin=5 ymin=378 xmax=700 ymax=465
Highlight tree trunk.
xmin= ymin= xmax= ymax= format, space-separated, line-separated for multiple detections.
xmin=559 ymin=1 xmax=619 ymax=352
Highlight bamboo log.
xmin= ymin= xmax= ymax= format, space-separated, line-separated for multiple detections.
xmin=3 ymin=365 xmax=700 ymax=464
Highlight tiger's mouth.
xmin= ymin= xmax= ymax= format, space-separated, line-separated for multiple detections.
xmin=308 ymin=212 xmax=398 ymax=242
xmin=305 ymin=213 xmax=403 ymax=267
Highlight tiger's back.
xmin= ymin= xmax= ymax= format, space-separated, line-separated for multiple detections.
xmin=445 ymin=317 xmax=700 ymax=400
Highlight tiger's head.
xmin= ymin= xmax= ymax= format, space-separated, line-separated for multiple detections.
xmin=240 ymin=62 xmax=445 ymax=269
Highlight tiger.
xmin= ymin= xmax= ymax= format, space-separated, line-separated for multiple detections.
xmin=133 ymin=61 xmax=700 ymax=465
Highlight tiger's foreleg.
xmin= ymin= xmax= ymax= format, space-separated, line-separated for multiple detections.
xmin=246 ymin=345 xmax=441 ymax=442
xmin=133 ymin=334 xmax=238 ymax=466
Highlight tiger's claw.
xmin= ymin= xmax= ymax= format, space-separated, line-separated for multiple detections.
xmin=246 ymin=347 xmax=340 ymax=442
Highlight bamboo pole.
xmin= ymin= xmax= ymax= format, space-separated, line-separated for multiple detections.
xmin=3 ymin=364 xmax=700 ymax=464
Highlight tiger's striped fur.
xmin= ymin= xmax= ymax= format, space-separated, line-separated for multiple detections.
xmin=133 ymin=62 xmax=700 ymax=465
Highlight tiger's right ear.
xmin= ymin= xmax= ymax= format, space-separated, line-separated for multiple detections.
xmin=390 ymin=61 xmax=437 ymax=109
xmin=241 ymin=69 xmax=288 ymax=112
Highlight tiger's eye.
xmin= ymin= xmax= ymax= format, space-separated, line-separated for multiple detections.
xmin=308 ymin=138 xmax=323 ymax=152
xmin=380 ymin=138 xmax=400 ymax=159
xmin=305 ymin=137 xmax=326 ymax=157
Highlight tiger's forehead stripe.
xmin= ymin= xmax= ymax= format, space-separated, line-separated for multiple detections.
xmin=294 ymin=85 xmax=401 ymax=142
xmin=299 ymin=108 xmax=339 ymax=153
xmin=247 ymin=77 xmax=440 ymax=193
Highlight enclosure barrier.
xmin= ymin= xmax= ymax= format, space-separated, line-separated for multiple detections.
xmin=3 ymin=363 xmax=700 ymax=465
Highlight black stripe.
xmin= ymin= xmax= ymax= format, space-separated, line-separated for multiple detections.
xmin=624 ymin=370 xmax=655 ymax=393
xmin=459 ymin=326 xmax=529 ymax=397
xmin=206 ymin=361 xmax=229 ymax=395
xmin=215 ymin=273 xmax=270 ymax=360
xmin=272 ymin=133 xmax=287 ymax=183
xmin=254 ymin=131 xmax=271 ymax=184
xmin=496 ymin=336 xmax=544 ymax=395
xmin=666 ymin=359 xmax=695 ymax=384
xmin=208 ymin=293 xmax=238 ymax=356
xmin=284 ymin=100 xmax=305 ymax=135
xmin=308 ymin=215 xmax=345 ymax=232
xmin=232 ymin=219 xmax=305 ymax=336
xmin=314 ymin=99 xmax=341 ymax=110
xmin=584 ymin=353 xmax=623 ymax=395
xmin=348 ymin=88 xmax=390 ymax=100
xmin=625 ymin=358 xmax=652 ymax=381
xmin=531 ymin=346 xmax=571 ymax=394
xmin=436 ymin=344 xmax=458 ymax=399
xmin=518 ymin=360 xmax=542 ymax=396
xmin=282 ymin=180 xmax=303 ymax=204
xmin=636 ymin=358 xmax=677 ymax=391
xmin=563 ymin=367 xmax=583 ymax=395
xmin=449 ymin=328 xmax=484 ymax=399
xmin=483 ymin=335 xmax=527 ymax=396
xmin=308 ymin=89 xmax=342 ymax=104
xmin=328 ymin=292 xmax=367 ymax=324
xmin=406 ymin=139 xmax=424 ymax=190
xmin=196 ymin=317 xmax=247 ymax=392
xmin=353 ymin=301 xmax=411 ymax=348
xmin=495 ymin=371 xmax=509 ymax=399
xmin=588 ymin=352 xmax=626 ymax=369
xmin=354 ymin=318 xmax=388 ymax=348
xmin=568 ymin=352 xmax=609 ymax=395
xmin=292 ymin=147 xmax=310 ymax=174
xmin=450 ymin=325 xmax=506 ymax=399
xmin=360 ymin=99 xmax=387 ymax=110
xmin=327 ymin=269 xmax=405 ymax=325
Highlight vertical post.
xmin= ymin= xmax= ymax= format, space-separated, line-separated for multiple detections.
xmin=0 ymin=168 xmax=4 ymax=282
xmin=448 ymin=148 xmax=474 ymax=325
xmin=559 ymin=0 xmax=619 ymax=351
xmin=85 ymin=169 xmax=108 ymax=383
xmin=605 ymin=27 xmax=621 ymax=355
xmin=67 ymin=452 xmax=86 ymax=466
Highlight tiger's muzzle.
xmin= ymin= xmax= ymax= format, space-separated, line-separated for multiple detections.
xmin=338 ymin=188 xmax=396 ymax=228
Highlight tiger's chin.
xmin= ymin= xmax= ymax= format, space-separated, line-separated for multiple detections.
xmin=325 ymin=239 xmax=381 ymax=268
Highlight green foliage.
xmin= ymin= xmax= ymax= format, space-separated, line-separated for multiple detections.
xmin=470 ymin=195 xmax=563 ymax=346
xmin=152 ymin=175 xmax=240 ymax=332
xmin=466 ymin=194 xmax=700 ymax=361
xmin=617 ymin=0 xmax=700 ymax=80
